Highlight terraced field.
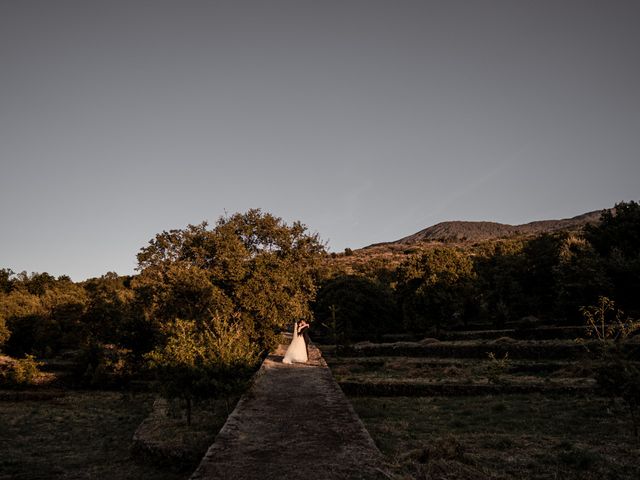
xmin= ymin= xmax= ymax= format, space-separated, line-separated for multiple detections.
xmin=323 ymin=333 xmax=640 ymax=479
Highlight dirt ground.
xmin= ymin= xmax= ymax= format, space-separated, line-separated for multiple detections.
xmin=189 ymin=342 xmax=391 ymax=480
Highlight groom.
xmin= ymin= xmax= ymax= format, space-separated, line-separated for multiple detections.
xmin=299 ymin=320 xmax=311 ymax=358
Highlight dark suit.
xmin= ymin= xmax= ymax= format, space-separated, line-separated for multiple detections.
xmin=300 ymin=324 xmax=310 ymax=357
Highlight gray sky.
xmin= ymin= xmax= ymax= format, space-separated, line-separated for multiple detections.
xmin=1 ymin=1 xmax=639 ymax=280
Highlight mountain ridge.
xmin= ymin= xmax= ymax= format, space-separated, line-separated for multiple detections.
xmin=366 ymin=209 xmax=607 ymax=248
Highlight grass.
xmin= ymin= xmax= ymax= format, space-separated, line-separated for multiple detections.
xmin=133 ymin=395 xmax=239 ymax=469
xmin=324 ymin=344 xmax=639 ymax=478
xmin=326 ymin=356 xmax=594 ymax=389
xmin=350 ymin=394 xmax=640 ymax=479
xmin=0 ymin=390 xmax=188 ymax=480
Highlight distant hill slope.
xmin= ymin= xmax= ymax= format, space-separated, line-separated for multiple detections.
xmin=371 ymin=210 xmax=606 ymax=247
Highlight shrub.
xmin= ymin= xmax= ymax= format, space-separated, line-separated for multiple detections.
xmin=0 ymin=315 xmax=9 ymax=349
xmin=486 ymin=351 xmax=510 ymax=384
xmin=146 ymin=315 xmax=261 ymax=425
xmin=76 ymin=342 xmax=135 ymax=388
xmin=0 ymin=354 xmax=42 ymax=387
xmin=581 ymin=297 xmax=640 ymax=438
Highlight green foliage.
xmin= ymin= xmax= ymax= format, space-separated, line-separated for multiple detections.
xmin=474 ymin=239 xmax=532 ymax=327
xmin=0 ymin=273 xmax=89 ymax=356
xmin=0 ymin=268 xmax=14 ymax=294
xmin=486 ymin=351 xmax=510 ymax=385
xmin=134 ymin=209 xmax=324 ymax=353
xmin=145 ymin=315 xmax=260 ymax=425
xmin=0 ymin=354 xmax=42 ymax=387
xmin=584 ymin=201 xmax=640 ymax=316
xmin=585 ymin=201 xmax=640 ymax=258
xmin=555 ymin=235 xmax=612 ymax=321
xmin=0 ymin=315 xmax=9 ymax=349
xmin=397 ymin=247 xmax=476 ymax=334
xmin=76 ymin=342 xmax=135 ymax=388
xmin=581 ymin=296 xmax=640 ymax=349
xmin=313 ymin=275 xmax=398 ymax=342
xmin=581 ymin=297 xmax=640 ymax=438
xmin=0 ymin=289 xmax=47 ymax=356
xmin=82 ymin=272 xmax=135 ymax=347
xmin=519 ymin=233 xmax=566 ymax=315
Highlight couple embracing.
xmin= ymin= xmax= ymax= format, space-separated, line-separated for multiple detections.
xmin=282 ymin=319 xmax=310 ymax=364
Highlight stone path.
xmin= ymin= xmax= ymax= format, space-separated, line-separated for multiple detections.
xmin=189 ymin=341 xmax=390 ymax=480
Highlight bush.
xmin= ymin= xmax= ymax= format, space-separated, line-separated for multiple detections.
xmin=0 ymin=354 xmax=42 ymax=387
xmin=0 ymin=315 xmax=9 ymax=348
xmin=146 ymin=315 xmax=261 ymax=425
xmin=581 ymin=297 xmax=640 ymax=438
xmin=313 ymin=275 xmax=399 ymax=343
xmin=76 ymin=342 xmax=135 ymax=388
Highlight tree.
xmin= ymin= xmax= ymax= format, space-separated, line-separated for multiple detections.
xmin=519 ymin=233 xmax=565 ymax=318
xmin=313 ymin=275 xmax=399 ymax=342
xmin=0 ymin=273 xmax=87 ymax=356
xmin=145 ymin=315 xmax=260 ymax=425
xmin=82 ymin=272 xmax=135 ymax=347
xmin=585 ymin=202 xmax=640 ymax=258
xmin=0 ymin=314 xmax=9 ymax=350
xmin=581 ymin=297 xmax=640 ymax=438
xmin=397 ymin=247 xmax=476 ymax=335
xmin=584 ymin=201 xmax=640 ymax=316
xmin=0 ymin=268 xmax=14 ymax=294
xmin=555 ymin=235 xmax=611 ymax=321
xmin=134 ymin=209 xmax=324 ymax=354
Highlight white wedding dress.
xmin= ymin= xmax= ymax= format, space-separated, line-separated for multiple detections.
xmin=282 ymin=322 xmax=308 ymax=364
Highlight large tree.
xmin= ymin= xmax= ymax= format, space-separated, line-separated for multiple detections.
xmin=133 ymin=209 xmax=325 ymax=353
xmin=584 ymin=201 xmax=640 ymax=316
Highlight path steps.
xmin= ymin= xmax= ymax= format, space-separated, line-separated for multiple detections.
xmin=189 ymin=342 xmax=390 ymax=480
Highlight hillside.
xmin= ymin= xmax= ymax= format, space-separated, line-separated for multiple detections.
xmin=326 ymin=208 xmax=610 ymax=277
xmin=372 ymin=210 xmax=605 ymax=246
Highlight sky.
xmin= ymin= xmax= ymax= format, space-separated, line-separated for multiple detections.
xmin=1 ymin=1 xmax=639 ymax=281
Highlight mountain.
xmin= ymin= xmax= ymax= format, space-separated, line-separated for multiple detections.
xmin=368 ymin=210 xmax=606 ymax=248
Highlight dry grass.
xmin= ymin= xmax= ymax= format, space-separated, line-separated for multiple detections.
xmin=133 ymin=396 xmax=238 ymax=470
xmin=0 ymin=390 xmax=187 ymax=480
xmin=327 ymin=356 xmax=594 ymax=389
xmin=351 ymin=394 xmax=640 ymax=479
xmin=327 ymin=349 xmax=639 ymax=478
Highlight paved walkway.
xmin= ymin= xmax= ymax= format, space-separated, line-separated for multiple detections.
xmin=189 ymin=341 xmax=390 ymax=480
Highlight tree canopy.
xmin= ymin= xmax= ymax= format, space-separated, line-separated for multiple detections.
xmin=133 ymin=209 xmax=325 ymax=353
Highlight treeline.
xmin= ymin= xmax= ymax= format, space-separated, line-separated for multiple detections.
xmin=1 ymin=203 xmax=638 ymax=394
xmin=0 ymin=210 xmax=323 ymax=415
xmin=313 ymin=201 xmax=640 ymax=340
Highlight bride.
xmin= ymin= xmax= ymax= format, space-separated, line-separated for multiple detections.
xmin=282 ymin=320 xmax=309 ymax=364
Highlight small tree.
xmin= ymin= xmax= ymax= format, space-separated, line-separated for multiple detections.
xmin=581 ymin=297 xmax=640 ymax=439
xmin=146 ymin=315 xmax=260 ymax=425
xmin=581 ymin=296 xmax=640 ymax=350
xmin=0 ymin=354 xmax=42 ymax=388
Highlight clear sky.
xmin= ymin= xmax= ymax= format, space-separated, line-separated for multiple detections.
xmin=1 ymin=1 xmax=639 ymax=281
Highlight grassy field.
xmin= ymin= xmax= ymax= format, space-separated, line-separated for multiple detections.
xmin=328 ymin=356 xmax=593 ymax=387
xmin=0 ymin=390 xmax=188 ymax=480
xmin=351 ymin=394 xmax=639 ymax=479
xmin=323 ymin=339 xmax=640 ymax=480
